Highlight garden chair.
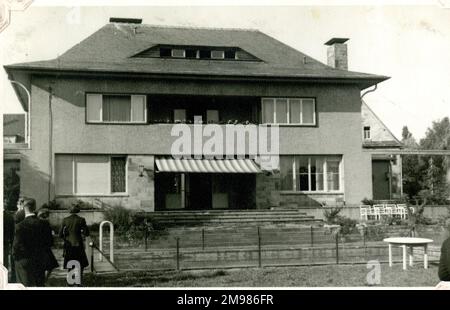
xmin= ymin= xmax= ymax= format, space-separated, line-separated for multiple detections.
xmin=373 ymin=204 xmax=386 ymax=220
xmin=396 ymin=204 xmax=408 ymax=219
xmin=384 ymin=204 xmax=396 ymax=217
xmin=359 ymin=205 xmax=371 ymax=221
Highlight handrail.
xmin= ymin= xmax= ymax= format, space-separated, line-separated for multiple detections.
xmin=88 ymin=241 xmax=119 ymax=272
xmin=99 ymin=220 xmax=114 ymax=262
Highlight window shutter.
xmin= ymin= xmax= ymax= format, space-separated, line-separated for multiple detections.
xmin=86 ymin=94 xmax=102 ymax=122
xmin=75 ymin=155 xmax=109 ymax=194
xmin=55 ymin=155 xmax=74 ymax=195
xmin=131 ymin=95 xmax=146 ymax=122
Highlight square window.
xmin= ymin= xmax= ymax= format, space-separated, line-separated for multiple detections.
xmin=103 ymin=95 xmax=131 ymax=122
xmin=224 ymin=50 xmax=236 ymax=59
xmin=171 ymin=49 xmax=186 ymax=58
xmin=160 ymin=48 xmax=171 ymax=57
xmin=211 ymin=50 xmax=225 ymax=59
xmin=199 ymin=50 xmax=211 ymax=59
xmin=185 ymin=49 xmax=198 ymax=59
xmin=207 ymin=110 xmax=219 ymax=123
xmin=174 ymin=109 xmax=187 ymax=123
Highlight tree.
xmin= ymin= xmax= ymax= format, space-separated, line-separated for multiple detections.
xmin=419 ymin=118 xmax=450 ymax=204
xmin=401 ymin=126 xmax=422 ymax=198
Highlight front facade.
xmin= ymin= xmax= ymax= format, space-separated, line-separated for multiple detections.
xmin=4 ymin=19 xmax=395 ymax=211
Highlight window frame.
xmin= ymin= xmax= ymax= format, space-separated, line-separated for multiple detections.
xmin=363 ymin=126 xmax=371 ymax=140
xmin=171 ymin=49 xmax=186 ymax=58
xmin=55 ymin=154 xmax=128 ymax=197
xmin=86 ymin=93 xmax=147 ymax=124
xmin=280 ymin=155 xmax=343 ymax=193
xmin=211 ymin=50 xmax=225 ymax=59
xmin=261 ymin=97 xmax=316 ymax=126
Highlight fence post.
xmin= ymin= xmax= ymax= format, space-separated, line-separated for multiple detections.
xmin=363 ymin=226 xmax=366 ymax=247
xmin=335 ymin=232 xmax=339 ymax=265
xmin=176 ymin=237 xmax=180 ymax=271
xmin=257 ymin=226 xmax=262 ymax=268
xmin=310 ymin=226 xmax=314 ymax=247
xmin=89 ymin=242 xmax=94 ymax=273
xmin=202 ymin=228 xmax=205 ymax=251
xmin=144 ymin=228 xmax=148 ymax=252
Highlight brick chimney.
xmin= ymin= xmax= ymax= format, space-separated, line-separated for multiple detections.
xmin=324 ymin=38 xmax=349 ymax=70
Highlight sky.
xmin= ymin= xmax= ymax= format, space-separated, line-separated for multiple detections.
xmin=1 ymin=1 xmax=449 ymax=140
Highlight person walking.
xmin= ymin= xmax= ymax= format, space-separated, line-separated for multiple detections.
xmin=37 ymin=208 xmax=59 ymax=282
xmin=12 ymin=198 xmax=51 ymax=286
xmin=14 ymin=197 xmax=26 ymax=224
xmin=3 ymin=205 xmax=15 ymax=281
xmin=438 ymin=219 xmax=450 ymax=282
xmin=59 ymin=204 xmax=90 ymax=285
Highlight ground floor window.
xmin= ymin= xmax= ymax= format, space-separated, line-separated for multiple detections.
xmin=280 ymin=155 xmax=342 ymax=192
xmin=55 ymin=154 xmax=127 ymax=195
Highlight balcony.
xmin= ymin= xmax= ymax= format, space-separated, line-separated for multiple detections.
xmin=148 ymin=94 xmax=260 ymax=125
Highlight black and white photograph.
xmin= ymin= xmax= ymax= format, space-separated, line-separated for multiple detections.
xmin=1 ymin=0 xmax=450 ymax=291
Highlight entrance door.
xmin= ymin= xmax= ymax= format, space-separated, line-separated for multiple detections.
xmin=372 ymin=160 xmax=391 ymax=200
xmin=188 ymin=174 xmax=212 ymax=209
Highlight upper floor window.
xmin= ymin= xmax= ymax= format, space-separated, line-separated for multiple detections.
xmin=363 ymin=126 xmax=371 ymax=140
xmin=171 ymin=49 xmax=186 ymax=58
xmin=86 ymin=94 xmax=147 ymax=124
xmin=211 ymin=50 xmax=225 ymax=59
xmin=261 ymin=98 xmax=316 ymax=125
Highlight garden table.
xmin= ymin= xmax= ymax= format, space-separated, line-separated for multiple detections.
xmin=383 ymin=237 xmax=433 ymax=270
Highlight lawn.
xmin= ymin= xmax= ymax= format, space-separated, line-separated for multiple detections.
xmin=47 ymin=262 xmax=441 ymax=288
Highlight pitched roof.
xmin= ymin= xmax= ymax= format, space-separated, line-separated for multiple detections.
xmin=5 ymin=23 xmax=388 ymax=89
xmin=361 ymin=101 xmax=402 ymax=149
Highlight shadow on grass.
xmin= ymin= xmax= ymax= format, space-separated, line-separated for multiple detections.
xmin=47 ymin=269 xmax=228 ymax=287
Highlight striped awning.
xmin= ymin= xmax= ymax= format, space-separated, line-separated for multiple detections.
xmin=155 ymin=158 xmax=261 ymax=173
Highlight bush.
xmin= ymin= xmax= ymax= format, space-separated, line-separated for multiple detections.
xmin=323 ymin=207 xmax=357 ymax=235
xmin=103 ymin=207 xmax=167 ymax=245
xmin=103 ymin=206 xmax=134 ymax=232
xmin=361 ymin=198 xmax=374 ymax=206
xmin=41 ymin=199 xmax=62 ymax=210
xmin=334 ymin=216 xmax=358 ymax=235
xmin=380 ymin=215 xmax=403 ymax=226
xmin=71 ymin=199 xmax=98 ymax=210
xmin=323 ymin=207 xmax=343 ymax=224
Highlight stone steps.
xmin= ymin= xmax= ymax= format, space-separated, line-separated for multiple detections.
xmin=148 ymin=209 xmax=320 ymax=226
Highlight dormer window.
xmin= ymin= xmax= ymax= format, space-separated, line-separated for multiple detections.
xmin=134 ymin=45 xmax=260 ymax=61
xmin=171 ymin=49 xmax=186 ymax=58
xmin=159 ymin=47 xmax=171 ymax=57
xmin=224 ymin=50 xmax=236 ymax=59
xmin=185 ymin=49 xmax=198 ymax=59
xmin=211 ymin=50 xmax=225 ymax=59
xmin=199 ymin=49 xmax=211 ymax=59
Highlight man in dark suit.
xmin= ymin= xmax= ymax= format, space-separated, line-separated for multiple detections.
xmin=13 ymin=198 xmax=52 ymax=287
xmin=438 ymin=219 xmax=450 ymax=281
xmin=3 ymin=207 xmax=15 ymax=275
xmin=59 ymin=204 xmax=90 ymax=285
